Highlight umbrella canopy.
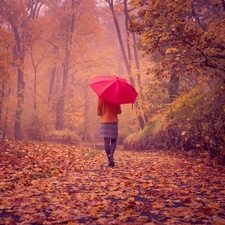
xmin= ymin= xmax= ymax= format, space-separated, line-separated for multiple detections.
xmin=90 ymin=75 xmax=138 ymax=105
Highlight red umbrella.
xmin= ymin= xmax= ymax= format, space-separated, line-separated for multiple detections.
xmin=90 ymin=75 xmax=138 ymax=105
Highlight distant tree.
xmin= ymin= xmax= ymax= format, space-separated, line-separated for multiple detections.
xmin=0 ymin=24 xmax=13 ymax=127
xmin=0 ymin=0 xmax=44 ymax=139
xmin=106 ymin=0 xmax=146 ymax=129
xmin=44 ymin=0 xmax=101 ymax=131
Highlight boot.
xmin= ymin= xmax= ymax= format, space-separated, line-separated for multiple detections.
xmin=108 ymin=155 xmax=115 ymax=167
xmin=107 ymin=155 xmax=111 ymax=166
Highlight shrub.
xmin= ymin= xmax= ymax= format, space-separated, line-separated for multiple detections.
xmin=25 ymin=112 xmax=52 ymax=141
xmin=123 ymin=77 xmax=225 ymax=165
xmin=123 ymin=132 xmax=140 ymax=150
xmin=117 ymin=131 xmax=130 ymax=145
xmin=123 ymin=129 xmax=149 ymax=150
xmin=46 ymin=129 xmax=81 ymax=145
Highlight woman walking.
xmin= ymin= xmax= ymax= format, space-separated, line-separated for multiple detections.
xmin=97 ymin=98 xmax=122 ymax=167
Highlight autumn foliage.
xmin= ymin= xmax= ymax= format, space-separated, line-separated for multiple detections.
xmin=124 ymin=0 xmax=225 ymax=163
xmin=1 ymin=141 xmax=225 ymax=224
xmin=1 ymin=1 xmax=225 ymax=223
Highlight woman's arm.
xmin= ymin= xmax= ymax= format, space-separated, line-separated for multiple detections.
xmin=97 ymin=98 xmax=102 ymax=115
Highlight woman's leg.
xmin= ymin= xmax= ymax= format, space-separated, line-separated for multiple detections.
xmin=104 ymin=138 xmax=110 ymax=161
xmin=110 ymin=139 xmax=117 ymax=156
xmin=109 ymin=139 xmax=117 ymax=166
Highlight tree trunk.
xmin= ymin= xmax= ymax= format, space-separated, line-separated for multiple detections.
xmin=57 ymin=64 xmax=68 ymax=130
xmin=124 ymin=1 xmax=147 ymax=126
xmin=107 ymin=0 xmax=131 ymax=73
xmin=107 ymin=0 xmax=145 ymax=130
xmin=168 ymin=73 xmax=179 ymax=102
xmin=83 ymin=80 xmax=89 ymax=142
xmin=2 ymin=108 xmax=8 ymax=140
xmin=34 ymin=65 xmax=37 ymax=110
xmin=30 ymin=45 xmax=42 ymax=110
xmin=48 ymin=66 xmax=57 ymax=103
xmin=133 ymin=33 xmax=149 ymax=123
xmin=4 ymin=0 xmax=42 ymax=139
xmin=56 ymin=0 xmax=75 ymax=130
xmin=2 ymin=87 xmax=11 ymax=139
xmin=14 ymin=69 xmax=25 ymax=140
xmin=9 ymin=15 xmax=26 ymax=140
xmin=0 ymin=83 xmax=4 ymax=124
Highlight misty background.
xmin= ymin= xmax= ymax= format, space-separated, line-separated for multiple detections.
xmin=0 ymin=0 xmax=224 ymax=161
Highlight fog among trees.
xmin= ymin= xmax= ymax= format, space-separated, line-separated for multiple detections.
xmin=0 ymin=0 xmax=224 ymax=163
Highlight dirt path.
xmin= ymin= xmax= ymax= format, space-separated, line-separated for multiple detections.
xmin=0 ymin=142 xmax=225 ymax=224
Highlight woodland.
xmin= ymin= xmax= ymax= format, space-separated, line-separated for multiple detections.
xmin=0 ymin=0 xmax=225 ymax=224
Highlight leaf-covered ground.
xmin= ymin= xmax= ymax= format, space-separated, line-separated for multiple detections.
xmin=0 ymin=141 xmax=225 ymax=225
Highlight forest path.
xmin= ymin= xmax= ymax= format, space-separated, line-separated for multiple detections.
xmin=0 ymin=141 xmax=225 ymax=224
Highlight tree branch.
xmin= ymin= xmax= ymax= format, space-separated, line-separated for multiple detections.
xmin=191 ymin=0 xmax=206 ymax=30
xmin=171 ymin=31 xmax=225 ymax=72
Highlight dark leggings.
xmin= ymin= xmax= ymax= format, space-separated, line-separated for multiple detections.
xmin=104 ymin=138 xmax=117 ymax=157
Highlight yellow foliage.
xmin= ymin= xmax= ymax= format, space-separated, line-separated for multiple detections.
xmin=165 ymin=48 xmax=179 ymax=54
